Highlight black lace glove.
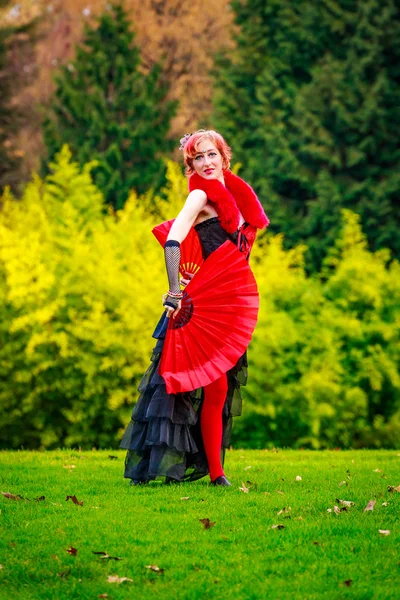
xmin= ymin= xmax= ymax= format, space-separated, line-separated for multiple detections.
xmin=163 ymin=240 xmax=182 ymax=309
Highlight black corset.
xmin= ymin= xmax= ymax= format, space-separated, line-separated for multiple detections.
xmin=194 ymin=217 xmax=235 ymax=259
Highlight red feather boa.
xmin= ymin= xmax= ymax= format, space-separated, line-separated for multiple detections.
xmin=188 ymin=170 xmax=269 ymax=234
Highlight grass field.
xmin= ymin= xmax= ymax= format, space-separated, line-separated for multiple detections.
xmin=0 ymin=449 xmax=399 ymax=600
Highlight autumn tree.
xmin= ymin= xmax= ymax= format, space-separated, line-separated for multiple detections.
xmin=0 ymin=0 xmax=41 ymax=191
xmin=0 ymin=24 xmax=17 ymax=189
xmin=43 ymin=2 xmax=177 ymax=208
xmin=0 ymin=0 xmax=234 ymax=183
xmin=214 ymin=0 xmax=400 ymax=272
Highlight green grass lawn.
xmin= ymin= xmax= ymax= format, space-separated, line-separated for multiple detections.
xmin=0 ymin=449 xmax=399 ymax=600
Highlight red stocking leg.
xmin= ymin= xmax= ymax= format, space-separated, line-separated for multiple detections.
xmin=200 ymin=374 xmax=228 ymax=481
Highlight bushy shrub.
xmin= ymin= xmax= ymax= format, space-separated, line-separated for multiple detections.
xmin=1 ymin=150 xmax=399 ymax=449
xmin=0 ymin=147 xmax=178 ymax=448
xmin=234 ymin=211 xmax=400 ymax=449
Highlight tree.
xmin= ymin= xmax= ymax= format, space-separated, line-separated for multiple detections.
xmin=214 ymin=0 xmax=400 ymax=272
xmin=233 ymin=210 xmax=400 ymax=449
xmin=0 ymin=1 xmax=40 ymax=192
xmin=0 ymin=23 xmax=18 ymax=190
xmin=43 ymin=2 xmax=177 ymax=209
xmin=1 ymin=150 xmax=399 ymax=449
xmin=0 ymin=146 xmax=170 ymax=449
xmin=0 ymin=0 xmax=234 ymax=180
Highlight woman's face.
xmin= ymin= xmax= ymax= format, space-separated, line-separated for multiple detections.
xmin=192 ymin=140 xmax=224 ymax=183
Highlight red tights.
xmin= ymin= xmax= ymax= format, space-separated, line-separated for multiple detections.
xmin=200 ymin=374 xmax=228 ymax=481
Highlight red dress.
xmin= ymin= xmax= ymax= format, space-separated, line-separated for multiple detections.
xmin=119 ymin=217 xmax=255 ymax=482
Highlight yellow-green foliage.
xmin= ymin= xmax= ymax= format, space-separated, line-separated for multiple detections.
xmin=238 ymin=210 xmax=400 ymax=449
xmin=0 ymin=150 xmax=399 ymax=449
xmin=0 ymin=147 xmax=182 ymax=448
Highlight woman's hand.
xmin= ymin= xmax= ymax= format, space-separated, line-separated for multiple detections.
xmin=180 ymin=271 xmax=194 ymax=287
xmin=162 ymin=295 xmax=182 ymax=319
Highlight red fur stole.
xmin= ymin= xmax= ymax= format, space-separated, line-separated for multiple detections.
xmin=188 ymin=170 xmax=269 ymax=234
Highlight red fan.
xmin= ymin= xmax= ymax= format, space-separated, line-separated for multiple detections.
xmin=160 ymin=240 xmax=260 ymax=394
xmin=152 ymin=219 xmax=203 ymax=278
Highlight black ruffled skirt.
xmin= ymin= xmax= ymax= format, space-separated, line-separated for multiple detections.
xmin=119 ymin=311 xmax=247 ymax=482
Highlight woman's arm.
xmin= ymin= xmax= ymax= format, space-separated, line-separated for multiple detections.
xmin=163 ymin=189 xmax=207 ymax=318
xmin=167 ymin=189 xmax=207 ymax=243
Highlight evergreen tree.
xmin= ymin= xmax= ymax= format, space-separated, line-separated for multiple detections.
xmin=214 ymin=0 xmax=400 ymax=271
xmin=43 ymin=2 xmax=177 ymax=209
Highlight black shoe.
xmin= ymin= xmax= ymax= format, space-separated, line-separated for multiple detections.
xmin=211 ymin=475 xmax=232 ymax=486
xmin=130 ymin=479 xmax=148 ymax=486
xmin=165 ymin=477 xmax=181 ymax=485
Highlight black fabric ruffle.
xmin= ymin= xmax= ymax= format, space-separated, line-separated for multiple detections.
xmin=119 ymin=310 xmax=247 ymax=483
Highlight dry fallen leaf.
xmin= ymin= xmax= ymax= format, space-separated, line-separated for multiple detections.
xmin=382 ymin=502 xmax=389 ymax=507
xmin=271 ymin=524 xmax=285 ymax=530
xmin=245 ymin=480 xmax=258 ymax=490
xmin=93 ymin=551 xmax=123 ymax=561
xmin=327 ymin=506 xmax=341 ymax=514
xmin=239 ymin=483 xmax=249 ymax=493
xmin=373 ymin=468 xmax=382 ymax=473
xmin=0 ymin=565 xmax=3 ymax=570
xmin=276 ymin=490 xmax=284 ymax=495
xmin=343 ymin=579 xmax=352 ymax=587
xmin=1 ymin=491 xmax=45 ymax=503
xmin=107 ymin=574 xmax=133 ymax=583
xmin=66 ymin=547 xmax=78 ymax=556
xmin=199 ymin=518 xmax=216 ymax=529
xmin=338 ymin=481 xmax=347 ymax=487
xmin=394 ymin=485 xmax=400 ymax=493
xmin=180 ymin=497 xmax=190 ymax=501
xmin=295 ymin=476 xmax=302 ymax=481
xmin=145 ymin=564 xmax=165 ymax=574
xmin=98 ymin=595 xmax=109 ymax=599
xmin=364 ymin=500 xmax=376 ymax=512
xmin=1 ymin=491 xmax=25 ymax=501
xmin=66 ymin=495 xmax=84 ymax=506
xmin=277 ymin=507 xmax=291 ymax=517
xmin=378 ymin=530 xmax=390 ymax=536
xmin=336 ymin=499 xmax=355 ymax=507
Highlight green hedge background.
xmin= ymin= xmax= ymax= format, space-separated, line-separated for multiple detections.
xmin=1 ymin=1 xmax=399 ymax=449
xmin=0 ymin=148 xmax=398 ymax=450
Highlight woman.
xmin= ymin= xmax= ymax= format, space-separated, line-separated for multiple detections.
xmin=120 ymin=129 xmax=269 ymax=486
